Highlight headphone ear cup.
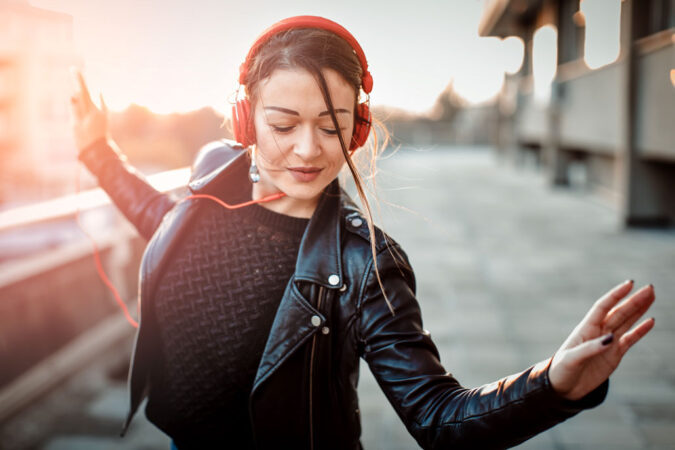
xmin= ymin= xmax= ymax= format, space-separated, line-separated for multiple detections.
xmin=350 ymin=102 xmax=371 ymax=150
xmin=232 ymin=99 xmax=254 ymax=147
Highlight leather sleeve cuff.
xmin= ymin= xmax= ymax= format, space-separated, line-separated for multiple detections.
xmin=78 ymin=137 xmax=128 ymax=177
xmin=537 ymin=356 xmax=609 ymax=414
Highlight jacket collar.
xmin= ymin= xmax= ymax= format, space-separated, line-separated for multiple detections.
xmin=188 ymin=144 xmax=345 ymax=291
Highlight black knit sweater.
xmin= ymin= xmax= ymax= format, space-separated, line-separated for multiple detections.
xmin=145 ymin=188 xmax=309 ymax=449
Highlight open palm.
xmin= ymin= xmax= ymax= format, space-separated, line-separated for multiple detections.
xmin=548 ymin=280 xmax=655 ymax=400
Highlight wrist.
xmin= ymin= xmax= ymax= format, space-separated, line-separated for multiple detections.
xmin=546 ymin=355 xmax=574 ymax=399
xmin=78 ymin=137 xmax=125 ymax=176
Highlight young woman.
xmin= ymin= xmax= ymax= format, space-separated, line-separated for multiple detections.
xmin=69 ymin=15 xmax=655 ymax=450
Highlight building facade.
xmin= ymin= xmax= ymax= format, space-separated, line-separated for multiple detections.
xmin=0 ymin=0 xmax=80 ymax=204
xmin=480 ymin=0 xmax=675 ymax=226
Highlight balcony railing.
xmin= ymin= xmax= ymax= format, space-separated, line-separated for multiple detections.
xmin=0 ymin=165 xmax=190 ymax=423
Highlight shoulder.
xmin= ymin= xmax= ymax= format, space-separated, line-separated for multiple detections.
xmin=338 ymin=190 xmax=415 ymax=290
xmin=338 ymin=188 xmax=404 ymax=255
xmin=189 ymin=139 xmax=246 ymax=185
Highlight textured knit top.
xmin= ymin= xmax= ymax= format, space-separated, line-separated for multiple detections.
xmin=144 ymin=186 xmax=309 ymax=449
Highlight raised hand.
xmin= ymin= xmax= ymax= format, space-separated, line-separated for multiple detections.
xmin=69 ymin=67 xmax=110 ymax=152
xmin=548 ymin=280 xmax=655 ymax=400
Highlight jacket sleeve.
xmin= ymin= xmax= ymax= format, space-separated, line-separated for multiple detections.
xmin=78 ymin=137 xmax=176 ymax=240
xmin=357 ymin=245 xmax=608 ymax=450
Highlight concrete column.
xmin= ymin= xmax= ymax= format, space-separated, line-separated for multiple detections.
xmin=618 ymin=0 xmax=670 ymax=227
xmin=544 ymin=1 xmax=568 ymax=186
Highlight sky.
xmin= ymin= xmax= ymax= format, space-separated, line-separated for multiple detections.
xmin=29 ymin=0 xmax=525 ymax=114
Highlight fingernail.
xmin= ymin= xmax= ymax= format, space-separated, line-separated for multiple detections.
xmin=601 ymin=333 xmax=614 ymax=346
xmin=625 ymin=279 xmax=634 ymax=285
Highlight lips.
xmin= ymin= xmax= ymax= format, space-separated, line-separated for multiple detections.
xmin=288 ymin=166 xmax=322 ymax=182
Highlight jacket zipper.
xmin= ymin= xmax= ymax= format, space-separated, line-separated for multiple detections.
xmin=309 ymin=286 xmax=325 ymax=450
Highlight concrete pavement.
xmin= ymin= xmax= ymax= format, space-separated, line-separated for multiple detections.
xmin=1 ymin=146 xmax=673 ymax=449
xmin=360 ymin=147 xmax=675 ymax=449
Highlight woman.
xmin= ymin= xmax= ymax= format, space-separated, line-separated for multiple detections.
xmin=70 ymin=15 xmax=655 ymax=450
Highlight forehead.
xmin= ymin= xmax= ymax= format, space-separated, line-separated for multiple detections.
xmin=256 ymin=68 xmax=356 ymax=111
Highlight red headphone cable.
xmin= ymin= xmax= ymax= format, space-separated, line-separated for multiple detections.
xmin=182 ymin=192 xmax=286 ymax=209
xmin=75 ymin=165 xmax=285 ymax=329
xmin=75 ymin=166 xmax=139 ymax=328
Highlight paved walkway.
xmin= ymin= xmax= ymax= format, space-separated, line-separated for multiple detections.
xmin=1 ymin=146 xmax=673 ymax=449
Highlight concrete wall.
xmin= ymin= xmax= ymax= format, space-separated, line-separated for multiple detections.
xmin=516 ymin=93 xmax=548 ymax=145
xmin=558 ymin=63 xmax=623 ymax=154
xmin=636 ymin=42 xmax=675 ymax=160
xmin=0 ymin=228 xmax=145 ymax=389
xmin=557 ymin=41 xmax=675 ymax=160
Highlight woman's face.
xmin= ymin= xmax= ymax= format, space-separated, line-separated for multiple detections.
xmin=251 ymin=67 xmax=356 ymax=218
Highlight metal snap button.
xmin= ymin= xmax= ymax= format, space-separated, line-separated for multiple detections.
xmin=311 ymin=315 xmax=321 ymax=327
xmin=328 ymin=274 xmax=340 ymax=286
xmin=339 ymin=283 xmax=347 ymax=292
xmin=350 ymin=217 xmax=363 ymax=227
xmin=321 ymin=326 xmax=330 ymax=335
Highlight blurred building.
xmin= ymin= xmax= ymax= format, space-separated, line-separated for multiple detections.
xmin=0 ymin=0 xmax=79 ymax=204
xmin=480 ymin=0 xmax=675 ymax=226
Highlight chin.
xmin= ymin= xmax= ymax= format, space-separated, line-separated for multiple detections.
xmin=277 ymin=176 xmax=333 ymax=201
xmin=279 ymin=184 xmax=325 ymax=202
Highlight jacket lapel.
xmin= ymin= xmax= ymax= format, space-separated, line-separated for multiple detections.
xmin=252 ymin=179 xmax=344 ymax=391
xmin=294 ymin=180 xmax=344 ymax=288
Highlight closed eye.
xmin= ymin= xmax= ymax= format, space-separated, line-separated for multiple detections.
xmin=271 ymin=125 xmax=294 ymax=133
xmin=321 ymin=128 xmax=347 ymax=136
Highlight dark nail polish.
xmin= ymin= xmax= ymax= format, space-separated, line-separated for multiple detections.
xmin=601 ymin=333 xmax=614 ymax=346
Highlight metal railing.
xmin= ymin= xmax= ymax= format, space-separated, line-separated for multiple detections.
xmin=0 ymin=166 xmax=191 ymax=232
xmin=0 ymin=165 xmax=191 ymax=423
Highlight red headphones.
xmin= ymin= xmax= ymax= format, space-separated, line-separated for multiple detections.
xmin=232 ymin=15 xmax=373 ymax=151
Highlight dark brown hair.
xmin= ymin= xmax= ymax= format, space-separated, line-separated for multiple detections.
xmin=242 ymin=28 xmax=396 ymax=315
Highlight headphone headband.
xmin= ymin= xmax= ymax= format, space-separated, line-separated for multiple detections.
xmin=238 ymin=15 xmax=373 ymax=93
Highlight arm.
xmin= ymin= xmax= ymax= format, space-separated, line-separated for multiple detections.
xmin=78 ymin=138 xmax=176 ymax=240
xmin=70 ymin=68 xmax=175 ymax=240
xmin=357 ymin=247 xmax=609 ymax=450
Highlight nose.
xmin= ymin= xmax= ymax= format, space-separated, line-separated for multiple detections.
xmin=293 ymin=126 xmax=321 ymax=161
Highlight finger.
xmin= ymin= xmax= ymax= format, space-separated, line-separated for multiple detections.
xmin=613 ymin=306 xmax=649 ymax=339
xmin=70 ymin=95 xmax=84 ymax=121
xmin=582 ymin=280 xmax=634 ymax=326
xmin=619 ymin=317 xmax=655 ymax=357
xmin=610 ymin=289 xmax=655 ymax=337
xmin=71 ymin=67 xmax=94 ymax=108
xmin=603 ymin=284 xmax=655 ymax=332
xmin=100 ymin=93 xmax=108 ymax=116
xmin=564 ymin=332 xmax=615 ymax=366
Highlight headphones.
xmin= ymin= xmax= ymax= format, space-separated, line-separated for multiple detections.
xmin=232 ymin=15 xmax=373 ymax=151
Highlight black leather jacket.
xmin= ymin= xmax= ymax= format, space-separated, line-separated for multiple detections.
xmin=80 ymin=138 xmax=607 ymax=449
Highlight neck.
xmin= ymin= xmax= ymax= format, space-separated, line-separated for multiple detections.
xmin=251 ymin=183 xmax=319 ymax=219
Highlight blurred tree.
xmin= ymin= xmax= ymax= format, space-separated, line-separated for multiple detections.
xmin=428 ymin=81 xmax=465 ymax=122
xmin=110 ymin=106 xmax=230 ymax=172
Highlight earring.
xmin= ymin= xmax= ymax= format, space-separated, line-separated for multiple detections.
xmin=249 ymin=146 xmax=260 ymax=183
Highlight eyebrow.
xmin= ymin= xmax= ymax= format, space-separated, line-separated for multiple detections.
xmin=264 ymin=106 xmax=352 ymax=117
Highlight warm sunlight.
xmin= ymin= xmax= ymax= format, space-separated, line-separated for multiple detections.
xmin=29 ymin=0 xmax=523 ymax=114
